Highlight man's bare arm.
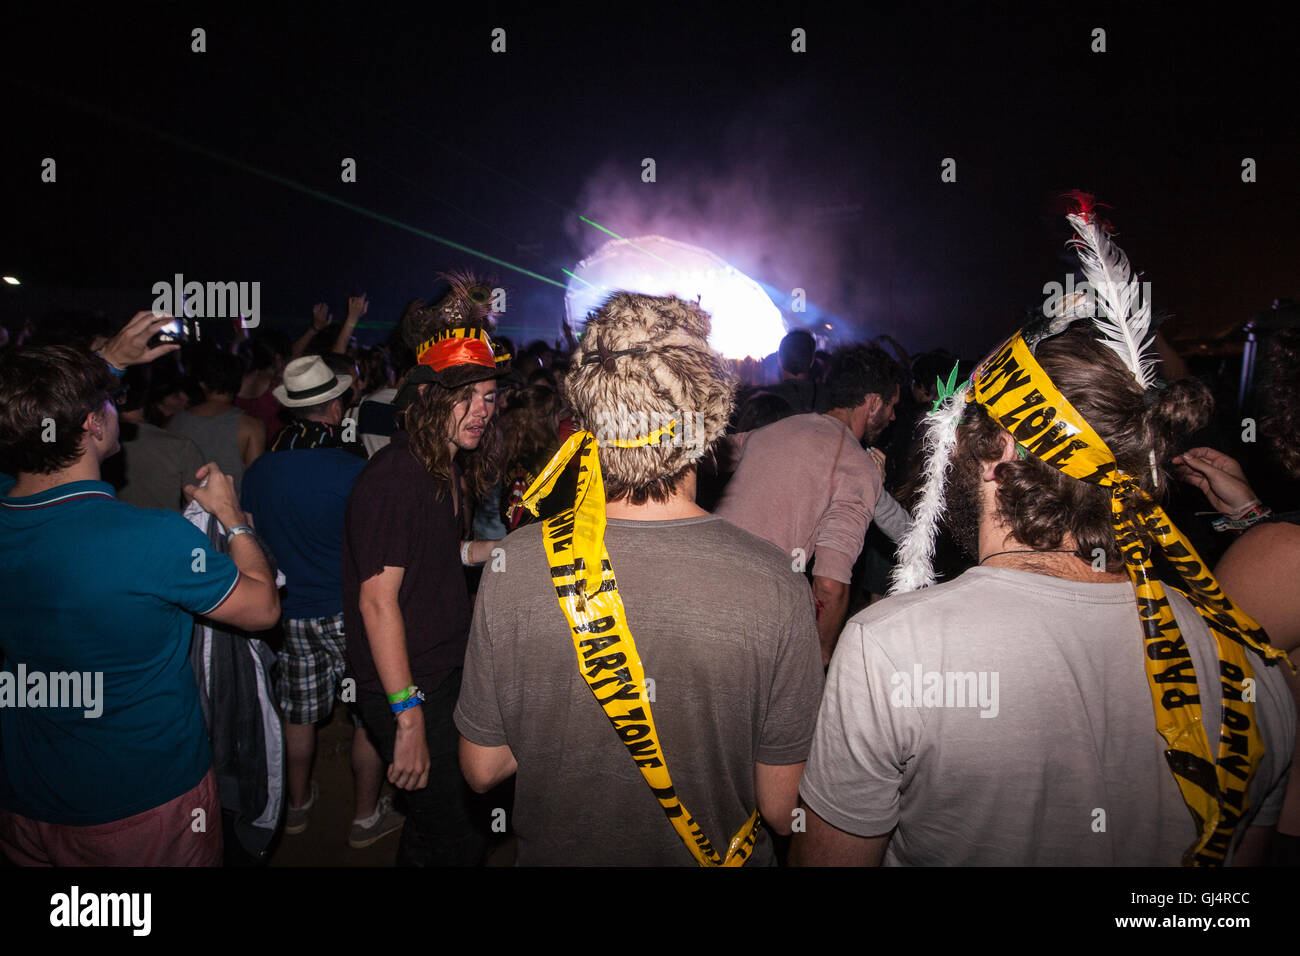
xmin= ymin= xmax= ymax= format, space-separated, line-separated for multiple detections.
xmin=812 ymin=576 xmax=849 ymax=667
xmin=755 ymin=762 xmax=804 ymax=835
xmin=788 ymin=802 xmax=891 ymax=866
xmin=459 ymin=738 xmax=518 ymax=794
xmin=359 ymin=566 xmax=429 ymax=791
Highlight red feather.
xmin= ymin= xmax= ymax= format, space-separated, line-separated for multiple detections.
xmin=1061 ymin=189 xmax=1115 ymax=233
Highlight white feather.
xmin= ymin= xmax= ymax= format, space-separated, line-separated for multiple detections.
xmin=890 ymin=382 xmax=970 ymax=593
xmin=1066 ymin=212 xmax=1158 ymax=389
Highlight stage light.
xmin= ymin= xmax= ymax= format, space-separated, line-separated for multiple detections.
xmin=564 ymin=236 xmax=786 ymax=360
xmin=2 ymin=276 xmax=19 ymax=285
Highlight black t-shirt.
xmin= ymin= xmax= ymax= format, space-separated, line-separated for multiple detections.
xmin=342 ymin=431 xmax=471 ymax=696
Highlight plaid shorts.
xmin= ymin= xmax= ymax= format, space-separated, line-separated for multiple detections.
xmin=278 ymin=614 xmax=348 ymax=725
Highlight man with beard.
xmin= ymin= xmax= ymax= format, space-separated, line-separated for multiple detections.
xmin=790 ymin=208 xmax=1295 ymax=865
xmin=716 ymin=344 xmax=904 ymax=665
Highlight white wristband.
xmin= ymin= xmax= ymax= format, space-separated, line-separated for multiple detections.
xmin=460 ymin=540 xmax=474 ymax=566
xmin=1227 ymin=498 xmax=1262 ymax=520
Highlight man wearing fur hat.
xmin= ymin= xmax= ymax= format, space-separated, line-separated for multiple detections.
xmin=455 ymin=292 xmax=825 ymax=866
xmin=342 ymin=273 xmax=508 ymax=866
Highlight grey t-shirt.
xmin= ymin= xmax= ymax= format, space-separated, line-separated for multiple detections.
xmin=169 ymin=407 xmax=246 ymax=492
xmin=112 ymin=421 xmax=206 ymax=512
xmin=800 ymin=566 xmax=1296 ymax=865
xmin=455 ymin=514 xmax=825 ymax=866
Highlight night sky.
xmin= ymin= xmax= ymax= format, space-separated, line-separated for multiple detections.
xmin=2 ymin=6 xmax=1295 ymax=358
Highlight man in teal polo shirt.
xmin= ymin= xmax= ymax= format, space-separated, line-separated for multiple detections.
xmin=0 ymin=313 xmax=281 ymax=865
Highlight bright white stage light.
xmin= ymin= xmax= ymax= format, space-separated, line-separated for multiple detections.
xmin=564 ymin=236 xmax=786 ymax=361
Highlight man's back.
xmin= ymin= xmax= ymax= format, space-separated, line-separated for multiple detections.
xmin=716 ymin=413 xmax=881 ymax=584
xmin=455 ymin=514 xmax=824 ymax=865
xmin=111 ymin=421 xmax=206 ymax=512
xmin=800 ymin=566 xmax=1296 ymax=865
xmin=170 ymin=407 xmax=249 ymax=491
xmin=242 ymin=446 xmax=365 ymax=620
xmin=0 ymin=477 xmax=240 ymax=825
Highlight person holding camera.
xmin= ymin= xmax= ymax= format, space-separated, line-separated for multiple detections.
xmin=0 ymin=312 xmax=280 ymax=866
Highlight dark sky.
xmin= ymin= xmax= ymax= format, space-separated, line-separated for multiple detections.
xmin=2 ymin=5 xmax=1296 ymax=357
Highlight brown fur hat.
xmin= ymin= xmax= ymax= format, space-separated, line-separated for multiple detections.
xmin=565 ymin=292 xmax=736 ymax=495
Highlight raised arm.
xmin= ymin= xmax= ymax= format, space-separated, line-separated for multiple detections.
xmin=333 ymin=293 xmax=368 ymax=354
xmin=292 ymin=303 xmax=332 ymax=359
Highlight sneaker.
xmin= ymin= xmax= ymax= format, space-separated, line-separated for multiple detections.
xmin=284 ymin=780 xmax=318 ymax=836
xmin=348 ymin=794 xmax=404 ymax=849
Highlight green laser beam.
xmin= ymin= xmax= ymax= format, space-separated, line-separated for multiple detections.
xmin=295 ymin=83 xmax=672 ymax=274
xmin=578 ymin=216 xmax=674 ymax=267
xmin=252 ymin=89 xmax=579 ymax=285
xmin=579 ymin=216 xmax=623 ymax=241
xmin=316 ymin=81 xmax=577 ymax=216
xmin=269 ymin=81 xmax=671 ymax=280
xmin=44 ymin=90 xmax=566 ymax=291
xmin=560 ymin=268 xmax=593 ymax=289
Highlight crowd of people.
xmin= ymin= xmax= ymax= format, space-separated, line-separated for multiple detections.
xmin=2 ymin=209 xmax=1299 ymax=867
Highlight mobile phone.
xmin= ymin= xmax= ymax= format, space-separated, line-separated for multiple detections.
xmin=148 ymin=315 xmax=200 ymax=348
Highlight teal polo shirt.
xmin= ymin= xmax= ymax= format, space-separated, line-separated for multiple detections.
xmin=0 ymin=476 xmax=240 ymax=825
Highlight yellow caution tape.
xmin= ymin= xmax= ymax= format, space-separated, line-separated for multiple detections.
xmin=970 ymin=332 xmax=1291 ymax=865
xmin=520 ymin=429 xmax=760 ymax=865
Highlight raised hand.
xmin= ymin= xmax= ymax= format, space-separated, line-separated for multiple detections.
xmin=346 ymin=293 xmax=369 ymax=322
xmin=311 ymin=302 xmax=332 ymax=330
xmin=98 ymin=311 xmax=181 ymax=369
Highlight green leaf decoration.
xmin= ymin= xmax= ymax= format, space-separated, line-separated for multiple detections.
xmin=931 ymin=362 xmax=966 ymax=413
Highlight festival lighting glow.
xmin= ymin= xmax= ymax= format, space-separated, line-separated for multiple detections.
xmin=564 ymin=236 xmax=787 ymax=360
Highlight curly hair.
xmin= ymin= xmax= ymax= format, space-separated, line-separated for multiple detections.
xmin=0 ymin=346 xmax=116 ymax=475
xmin=400 ymin=380 xmax=503 ymax=504
xmin=1261 ymin=328 xmax=1300 ymax=478
xmin=950 ymin=326 xmax=1212 ymax=563
xmin=565 ymin=293 xmax=736 ymax=504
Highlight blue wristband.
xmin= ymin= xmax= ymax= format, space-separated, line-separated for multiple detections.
xmin=96 ymin=351 xmax=127 ymax=377
xmin=390 ymin=689 xmax=425 ymax=714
